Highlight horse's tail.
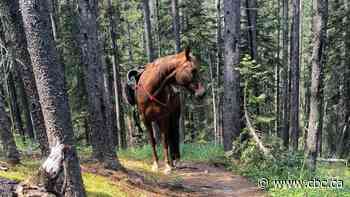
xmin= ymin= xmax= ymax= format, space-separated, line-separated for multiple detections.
xmin=125 ymin=68 xmax=144 ymax=105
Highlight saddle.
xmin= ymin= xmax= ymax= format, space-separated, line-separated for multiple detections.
xmin=125 ymin=66 xmax=145 ymax=105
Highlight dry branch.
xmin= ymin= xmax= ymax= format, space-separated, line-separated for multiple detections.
xmin=243 ymin=82 xmax=274 ymax=160
xmin=317 ymin=158 xmax=348 ymax=166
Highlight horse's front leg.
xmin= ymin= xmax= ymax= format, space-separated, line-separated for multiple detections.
xmin=157 ymin=119 xmax=172 ymax=174
xmin=144 ymin=121 xmax=159 ymax=172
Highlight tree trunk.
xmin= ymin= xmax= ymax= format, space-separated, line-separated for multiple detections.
xmin=281 ymin=0 xmax=290 ymax=148
xmin=172 ymin=0 xmax=181 ymax=53
xmin=0 ymin=0 xmax=49 ymax=156
xmin=209 ymin=53 xmax=218 ymax=144
xmin=275 ymin=0 xmax=281 ymax=135
xmin=306 ymin=0 xmax=328 ymax=171
xmin=107 ymin=0 xmax=126 ymax=149
xmin=17 ymin=73 xmax=35 ymax=139
xmin=245 ymin=0 xmax=260 ymax=126
xmin=338 ymin=0 xmax=350 ymax=158
xmin=77 ymin=0 xmax=121 ymax=169
xmin=216 ymin=0 xmax=223 ymax=144
xmin=6 ymin=71 xmax=25 ymax=141
xmin=245 ymin=0 xmax=258 ymax=60
xmin=0 ymin=87 xmax=20 ymax=164
xmin=19 ymin=0 xmax=86 ymax=195
xmin=155 ymin=0 xmax=162 ymax=57
xmin=142 ymin=0 xmax=155 ymax=62
xmin=171 ymin=0 xmax=186 ymax=145
xmin=223 ymin=0 xmax=241 ymax=151
xmin=47 ymin=0 xmax=58 ymax=42
xmin=289 ymin=0 xmax=301 ymax=151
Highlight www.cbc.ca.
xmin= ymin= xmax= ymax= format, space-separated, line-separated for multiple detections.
xmin=258 ymin=177 xmax=344 ymax=190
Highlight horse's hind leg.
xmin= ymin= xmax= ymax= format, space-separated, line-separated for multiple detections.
xmin=169 ymin=110 xmax=181 ymax=167
xmin=157 ymin=118 xmax=172 ymax=174
xmin=145 ymin=121 xmax=159 ymax=172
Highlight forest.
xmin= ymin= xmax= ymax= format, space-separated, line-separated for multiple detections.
xmin=0 ymin=0 xmax=349 ymax=196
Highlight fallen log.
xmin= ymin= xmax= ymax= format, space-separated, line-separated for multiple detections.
xmin=317 ymin=158 xmax=348 ymax=166
xmin=0 ymin=177 xmax=18 ymax=197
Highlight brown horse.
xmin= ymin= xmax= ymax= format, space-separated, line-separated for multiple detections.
xmin=128 ymin=48 xmax=205 ymax=174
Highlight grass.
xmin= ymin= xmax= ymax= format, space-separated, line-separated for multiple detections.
xmin=267 ymin=164 xmax=350 ymax=197
xmin=0 ymin=141 xmax=224 ymax=197
xmin=0 ymin=157 xmax=128 ymax=197
xmin=118 ymin=143 xmax=225 ymax=163
xmin=232 ymin=141 xmax=350 ymax=197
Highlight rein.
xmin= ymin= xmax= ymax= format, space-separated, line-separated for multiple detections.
xmin=136 ymin=83 xmax=168 ymax=107
xmin=136 ymin=58 xmax=187 ymax=107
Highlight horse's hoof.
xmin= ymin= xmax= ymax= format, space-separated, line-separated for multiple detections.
xmin=163 ymin=164 xmax=172 ymax=174
xmin=173 ymin=160 xmax=180 ymax=168
xmin=151 ymin=162 xmax=159 ymax=172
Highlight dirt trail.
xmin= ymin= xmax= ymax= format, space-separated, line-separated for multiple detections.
xmin=170 ymin=161 xmax=264 ymax=197
xmin=83 ymin=161 xmax=265 ymax=197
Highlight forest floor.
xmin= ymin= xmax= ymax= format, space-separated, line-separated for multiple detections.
xmin=81 ymin=159 xmax=264 ymax=197
xmin=0 ymin=143 xmax=264 ymax=197
xmin=1 ymin=142 xmax=349 ymax=196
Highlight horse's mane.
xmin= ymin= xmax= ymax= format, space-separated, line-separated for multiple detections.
xmin=145 ymin=54 xmax=178 ymax=70
xmin=145 ymin=52 xmax=198 ymax=72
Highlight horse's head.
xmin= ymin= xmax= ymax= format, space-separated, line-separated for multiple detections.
xmin=174 ymin=48 xmax=205 ymax=99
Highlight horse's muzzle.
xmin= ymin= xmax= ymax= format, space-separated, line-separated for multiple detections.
xmin=189 ymin=82 xmax=206 ymax=99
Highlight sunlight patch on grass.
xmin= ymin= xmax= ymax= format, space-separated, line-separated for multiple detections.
xmin=0 ymin=158 xmax=130 ymax=197
xmin=83 ymin=173 xmax=127 ymax=197
xmin=0 ymin=159 xmax=38 ymax=181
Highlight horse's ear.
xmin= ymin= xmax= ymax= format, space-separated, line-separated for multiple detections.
xmin=184 ymin=47 xmax=191 ymax=60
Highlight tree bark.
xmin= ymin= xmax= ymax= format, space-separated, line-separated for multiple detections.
xmin=171 ymin=0 xmax=186 ymax=145
xmin=0 ymin=87 xmax=20 ymax=164
xmin=17 ymin=73 xmax=35 ymax=139
xmin=245 ymin=0 xmax=258 ymax=60
xmin=281 ymin=0 xmax=290 ymax=148
xmin=155 ymin=0 xmax=162 ymax=57
xmin=275 ymin=0 xmax=281 ymax=135
xmin=142 ymin=0 xmax=155 ymax=62
xmin=77 ymin=0 xmax=121 ymax=169
xmin=223 ymin=0 xmax=241 ymax=151
xmin=107 ymin=0 xmax=126 ymax=149
xmin=0 ymin=0 xmax=49 ymax=156
xmin=289 ymin=0 xmax=301 ymax=151
xmin=172 ymin=0 xmax=181 ymax=53
xmin=19 ymin=0 xmax=86 ymax=195
xmin=306 ymin=0 xmax=328 ymax=171
xmin=216 ymin=0 xmax=223 ymax=144
xmin=338 ymin=0 xmax=350 ymax=158
xmin=6 ymin=71 xmax=25 ymax=141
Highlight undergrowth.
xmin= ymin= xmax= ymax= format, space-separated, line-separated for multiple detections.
xmin=232 ymin=137 xmax=350 ymax=197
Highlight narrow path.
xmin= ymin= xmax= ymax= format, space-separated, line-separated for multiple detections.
xmin=166 ymin=161 xmax=264 ymax=197
xmin=83 ymin=160 xmax=265 ymax=197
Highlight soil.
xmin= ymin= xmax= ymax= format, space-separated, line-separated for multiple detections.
xmin=82 ymin=161 xmax=265 ymax=197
